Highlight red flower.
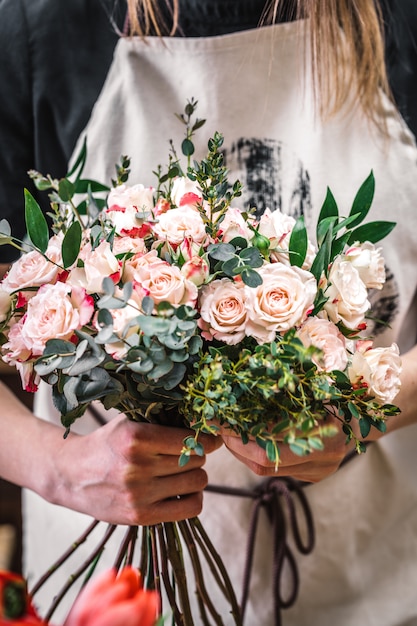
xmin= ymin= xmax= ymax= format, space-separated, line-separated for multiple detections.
xmin=0 ymin=571 xmax=43 ymax=625
xmin=64 ymin=567 xmax=160 ymax=626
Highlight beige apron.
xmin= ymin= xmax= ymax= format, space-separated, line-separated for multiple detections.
xmin=25 ymin=21 xmax=417 ymax=625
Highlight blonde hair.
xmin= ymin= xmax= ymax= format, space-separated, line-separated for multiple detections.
xmin=126 ymin=0 xmax=390 ymax=127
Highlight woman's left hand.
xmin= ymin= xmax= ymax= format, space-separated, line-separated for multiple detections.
xmin=221 ymin=414 xmax=355 ymax=483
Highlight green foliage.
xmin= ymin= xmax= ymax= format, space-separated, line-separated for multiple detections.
xmin=179 ymin=330 xmax=398 ymax=466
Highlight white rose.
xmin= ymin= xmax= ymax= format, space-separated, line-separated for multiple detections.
xmin=348 ymin=342 xmax=402 ymax=404
xmin=171 ymin=177 xmax=203 ymax=208
xmin=323 ymin=257 xmax=370 ymax=330
xmin=245 ymin=264 xmax=317 ymax=343
xmin=198 ymin=278 xmax=248 ymax=345
xmin=152 ymin=206 xmax=207 ymax=246
xmin=95 ymin=291 xmax=142 ymax=360
xmin=344 ymin=242 xmax=385 ymax=290
xmin=68 ymin=240 xmax=120 ymax=294
xmin=106 ymin=184 xmax=154 ymax=234
xmin=297 ymin=316 xmax=348 ymax=372
xmin=258 ymin=208 xmax=316 ymax=268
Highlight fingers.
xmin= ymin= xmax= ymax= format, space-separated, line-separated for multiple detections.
xmin=222 ymin=433 xmax=350 ymax=483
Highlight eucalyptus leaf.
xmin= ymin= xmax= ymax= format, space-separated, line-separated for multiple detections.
xmin=58 ymin=178 xmax=75 ymax=202
xmin=239 ymin=246 xmax=264 ymax=267
xmin=138 ymin=315 xmax=172 ymax=336
xmin=208 ymin=242 xmax=236 ymax=261
xmin=240 ymin=267 xmax=263 ymax=288
xmin=24 ymin=189 xmax=49 ymax=253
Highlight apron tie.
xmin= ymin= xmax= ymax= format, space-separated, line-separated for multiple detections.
xmin=206 ymin=476 xmax=315 ymax=626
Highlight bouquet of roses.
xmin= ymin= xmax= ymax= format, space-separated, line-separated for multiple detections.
xmin=0 ymin=100 xmax=401 ymax=623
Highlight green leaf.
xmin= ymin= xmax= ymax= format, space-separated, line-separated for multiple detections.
xmin=348 ymin=171 xmax=375 ymax=229
xmin=239 ymin=246 xmax=264 ymax=267
xmin=58 ymin=178 xmax=75 ymax=202
xmin=317 ymin=187 xmax=338 ymax=245
xmin=359 ymin=417 xmax=371 ymax=438
xmin=289 ymin=216 xmax=308 ymax=268
xmin=24 ymin=189 xmax=49 ymax=253
xmin=347 ymin=221 xmax=396 ymax=245
xmin=240 ymin=267 xmax=263 ymax=287
xmin=62 ymin=221 xmax=82 ymax=268
xmin=208 ymin=242 xmax=236 ymax=261
xmin=310 ymin=223 xmax=333 ymax=281
xmin=74 ymin=179 xmax=110 ymax=193
xmin=182 ymin=138 xmax=195 ymax=157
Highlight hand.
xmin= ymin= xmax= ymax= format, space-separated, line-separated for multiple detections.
xmin=221 ymin=416 xmax=355 ymax=483
xmin=49 ymin=415 xmax=222 ymax=525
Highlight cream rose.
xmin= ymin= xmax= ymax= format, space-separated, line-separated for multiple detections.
xmin=217 ymin=207 xmax=254 ymax=244
xmin=2 ymin=317 xmax=32 ymax=364
xmin=323 ymin=257 xmax=370 ymax=330
xmin=137 ymin=260 xmax=198 ymax=307
xmin=198 ymin=278 xmax=248 ymax=345
xmin=19 ymin=282 xmax=94 ymax=355
xmin=344 ymin=242 xmax=385 ymax=290
xmin=245 ymin=264 xmax=317 ymax=343
xmin=348 ymin=342 xmax=402 ymax=404
xmin=297 ymin=317 xmax=348 ymax=372
xmin=152 ymin=206 xmax=207 ymax=246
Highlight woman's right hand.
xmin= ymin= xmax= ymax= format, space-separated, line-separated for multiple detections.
xmin=42 ymin=415 xmax=222 ymax=526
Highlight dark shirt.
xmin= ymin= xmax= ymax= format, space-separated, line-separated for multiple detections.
xmin=0 ymin=0 xmax=415 ymax=262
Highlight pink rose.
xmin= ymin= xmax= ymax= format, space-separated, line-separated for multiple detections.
xmin=112 ymin=235 xmax=147 ymax=256
xmin=198 ymin=278 xmax=248 ymax=345
xmin=2 ymin=317 xmax=32 ymax=364
xmin=64 ymin=567 xmax=160 ymax=626
xmin=18 ymin=282 xmax=94 ymax=355
xmin=68 ymin=241 xmax=120 ymax=294
xmin=245 ymin=264 xmax=317 ymax=343
xmin=344 ymin=242 xmax=385 ymax=290
xmin=2 ymin=249 xmax=61 ymax=295
xmin=348 ymin=341 xmax=402 ymax=404
xmin=106 ymin=184 xmax=154 ymax=234
xmin=123 ymin=250 xmax=165 ymax=284
xmin=137 ymin=260 xmax=198 ymax=307
xmin=217 ymin=207 xmax=254 ymax=243
xmin=297 ymin=316 xmax=348 ymax=372
xmin=181 ymin=255 xmax=210 ymax=286
xmin=152 ymin=206 xmax=207 ymax=247
xmin=323 ymin=257 xmax=370 ymax=330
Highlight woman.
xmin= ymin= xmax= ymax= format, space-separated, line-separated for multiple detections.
xmin=1 ymin=1 xmax=417 ymax=624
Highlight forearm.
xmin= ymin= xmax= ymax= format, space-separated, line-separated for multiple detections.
xmin=0 ymin=380 xmax=72 ymax=501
